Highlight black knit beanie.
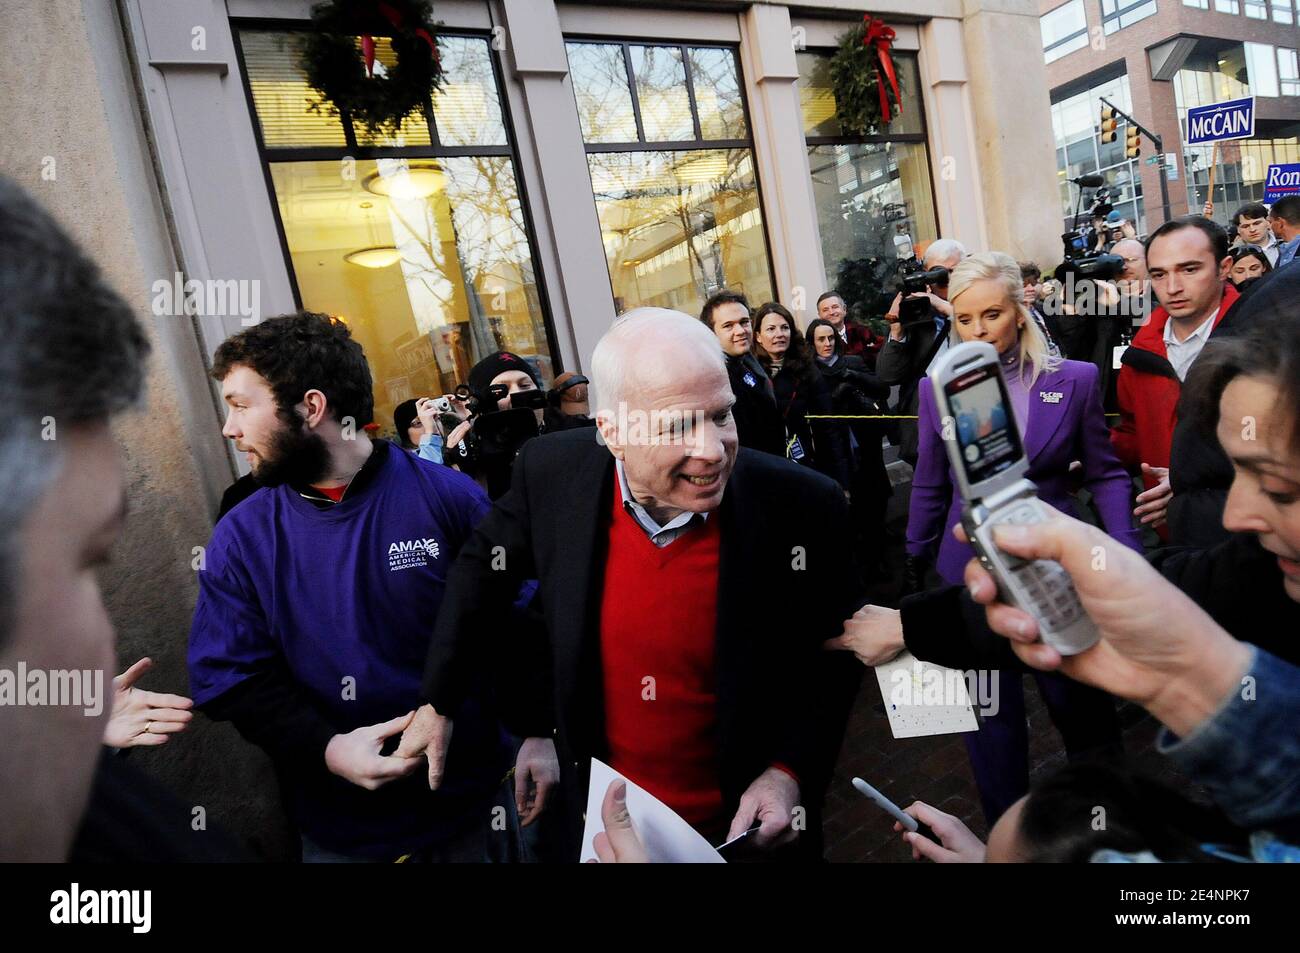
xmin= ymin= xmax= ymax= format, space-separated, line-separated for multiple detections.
xmin=467 ymin=351 xmax=539 ymax=397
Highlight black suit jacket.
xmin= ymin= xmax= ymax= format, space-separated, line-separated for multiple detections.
xmin=423 ymin=428 xmax=866 ymax=855
xmin=876 ymin=312 xmax=949 ymax=464
xmin=726 ymin=352 xmax=786 ymax=457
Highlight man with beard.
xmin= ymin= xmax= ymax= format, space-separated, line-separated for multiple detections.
xmin=188 ymin=311 xmax=558 ymax=862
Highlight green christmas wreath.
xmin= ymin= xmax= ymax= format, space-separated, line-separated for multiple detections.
xmin=828 ymin=16 xmax=904 ymax=137
xmin=300 ymin=0 xmax=445 ymax=137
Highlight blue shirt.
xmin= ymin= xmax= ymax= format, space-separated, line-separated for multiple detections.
xmin=614 ymin=459 xmax=707 ymax=547
xmin=416 ymin=432 xmax=445 ymax=465
xmin=1157 ymin=645 xmax=1300 ymax=830
xmin=188 ymin=440 xmax=509 ymax=856
xmin=1277 ymin=235 xmax=1300 ymax=269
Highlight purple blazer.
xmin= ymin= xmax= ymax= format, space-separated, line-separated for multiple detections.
xmin=906 ymin=358 xmax=1141 ymax=584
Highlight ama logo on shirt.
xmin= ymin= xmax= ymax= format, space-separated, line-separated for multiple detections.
xmin=388 ymin=537 xmax=440 ymax=572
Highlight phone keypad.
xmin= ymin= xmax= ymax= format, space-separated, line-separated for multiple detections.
xmin=987 ymin=501 xmax=1084 ymax=631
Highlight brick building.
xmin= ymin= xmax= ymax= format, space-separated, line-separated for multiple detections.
xmin=1038 ymin=0 xmax=1300 ymax=244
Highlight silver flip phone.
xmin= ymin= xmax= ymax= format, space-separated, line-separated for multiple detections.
xmin=928 ymin=341 xmax=1098 ymax=655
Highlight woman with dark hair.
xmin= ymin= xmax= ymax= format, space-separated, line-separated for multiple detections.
xmin=752 ymin=302 xmax=852 ymax=490
xmin=1227 ymin=243 xmax=1273 ymax=292
xmin=393 ymin=397 xmax=452 ymax=465
xmin=806 ymin=317 xmax=892 ymax=562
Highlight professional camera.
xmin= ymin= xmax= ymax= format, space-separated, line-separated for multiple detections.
xmin=1055 ymin=174 xmax=1125 ymax=294
xmin=451 ymin=382 xmax=545 ymax=469
xmin=895 ymin=258 xmax=951 ymax=327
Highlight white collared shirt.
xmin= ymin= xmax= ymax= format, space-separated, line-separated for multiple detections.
xmin=1261 ymin=235 xmax=1280 ymax=268
xmin=615 ymin=459 xmax=707 ymax=548
xmin=1163 ymin=308 xmax=1218 ymax=382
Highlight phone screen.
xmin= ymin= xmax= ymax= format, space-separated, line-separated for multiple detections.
xmin=943 ymin=364 xmax=1023 ymax=486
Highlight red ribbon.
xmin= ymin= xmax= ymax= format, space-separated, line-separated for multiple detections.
xmin=862 ymin=16 xmax=901 ymax=123
xmin=362 ymin=1 xmax=440 ymax=78
xmin=362 ymin=34 xmax=376 ymax=77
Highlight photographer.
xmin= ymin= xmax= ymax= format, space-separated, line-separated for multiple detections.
xmin=394 ymin=397 xmax=458 ymax=466
xmin=1094 ymin=210 xmax=1136 ymax=253
xmin=877 ymin=238 xmax=966 ymax=465
xmin=448 ymin=352 xmax=550 ymax=499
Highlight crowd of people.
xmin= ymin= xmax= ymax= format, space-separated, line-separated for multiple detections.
xmin=3 ymin=169 xmax=1299 ymax=865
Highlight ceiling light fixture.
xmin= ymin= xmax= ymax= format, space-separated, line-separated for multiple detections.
xmin=362 ymin=162 xmax=446 ymax=200
xmin=344 ymin=245 xmax=403 ymax=268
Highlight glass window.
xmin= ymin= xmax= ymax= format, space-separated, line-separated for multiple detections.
xmin=241 ymin=31 xmax=348 ymax=147
xmin=1101 ymin=0 xmax=1159 ymax=34
xmin=630 ymin=46 xmax=694 ymax=141
xmin=1065 ymin=137 xmax=1099 ymax=176
xmin=1175 ymin=54 xmax=1300 ymax=216
xmin=566 ymin=43 xmax=639 ymax=143
xmin=1244 ymin=0 xmax=1268 ymax=15
xmin=1041 ymin=1 xmax=1089 ymax=64
xmin=352 ymin=38 xmax=434 ymax=147
xmin=1274 ymin=0 xmax=1296 ymax=24
xmin=429 ymin=36 xmax=507 ymax=147
xmin=1050 ymin=74 xmax=1147 ymax=234
xmin=1215 ymin=0 xmax=1240 ymax=11
xmin=1183 ymin=0 xmax=1208 ymax=8
xmin=586 ymin=150 xmax=772 ymax=312
xmin=796 ymin=50 xmax=936 ymax=318
xmin=566 ymin=41 xmax=772 ymax=315
xmin=238 ymin=30 xmax=556 ymax=438
xmin=268 ymin=158 xmax=552 ymax=421
xmin=1281 ymin=49 xmax=1300 ymax=95
xmin=806 ymin=143 xmax=937 ymax=314
xmin=796 ymin=51 xmax=924 ymax=138
xmin=1246 ymin=43 xmax=1280 ymax=97
xmin=689 ymin=47 xmax=747 ymax=140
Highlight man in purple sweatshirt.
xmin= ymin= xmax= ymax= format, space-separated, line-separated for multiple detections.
xmin=188 ymin=312 xmax=558 ymax=861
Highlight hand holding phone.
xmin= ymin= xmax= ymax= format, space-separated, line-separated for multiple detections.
xmin=928 ymin=341 xmax=1098 ymax=655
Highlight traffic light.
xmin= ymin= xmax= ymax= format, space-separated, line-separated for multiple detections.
xmin=1125 ymin=124 xmax=1141 ymax=159
xmin=1100 ymin=105 xmax=1119 ymax=144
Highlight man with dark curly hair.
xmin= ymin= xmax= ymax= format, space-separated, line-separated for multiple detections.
xmin=188 ymin=312 xmax=557 ymax=862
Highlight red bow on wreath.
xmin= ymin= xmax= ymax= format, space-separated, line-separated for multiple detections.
xmin=362 ymin=0 xmax=439 ymax=78
xmin=862 ymin=16 xmax=901 ymax=123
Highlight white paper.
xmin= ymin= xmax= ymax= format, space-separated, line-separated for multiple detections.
xmin=873 ymin=651 xmax=979 ymax=739
xmin=578 ymin=758 xmax=725 ymax=863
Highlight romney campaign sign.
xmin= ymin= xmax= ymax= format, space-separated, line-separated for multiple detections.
xmin=1264 ymin=164 xmax=1300 ymax=204
xmin=1186 ymin=97 xmax=1255 ymax=146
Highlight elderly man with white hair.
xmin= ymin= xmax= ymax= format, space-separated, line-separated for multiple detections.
xmin=401 ymin=307 xmax=866 ymax=860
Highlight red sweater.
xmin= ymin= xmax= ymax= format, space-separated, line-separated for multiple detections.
xmin=599 ymin=481 xmax=724 ymax=825
xmin=1111 ymin=283 xmax=1239 ymax=483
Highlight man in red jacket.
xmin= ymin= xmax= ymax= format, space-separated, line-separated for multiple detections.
xmin=1111 ymin=216 xmax=1238 ymax=535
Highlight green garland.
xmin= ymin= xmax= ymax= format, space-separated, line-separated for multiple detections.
xmin=300 ymin=0 xmax=445 ymax=137
xmin=828 ymin=20 xmax=902 ymax=137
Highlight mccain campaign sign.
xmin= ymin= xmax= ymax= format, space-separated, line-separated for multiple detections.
xmin=1185 ymin=97 xmax=1255 ymax=146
